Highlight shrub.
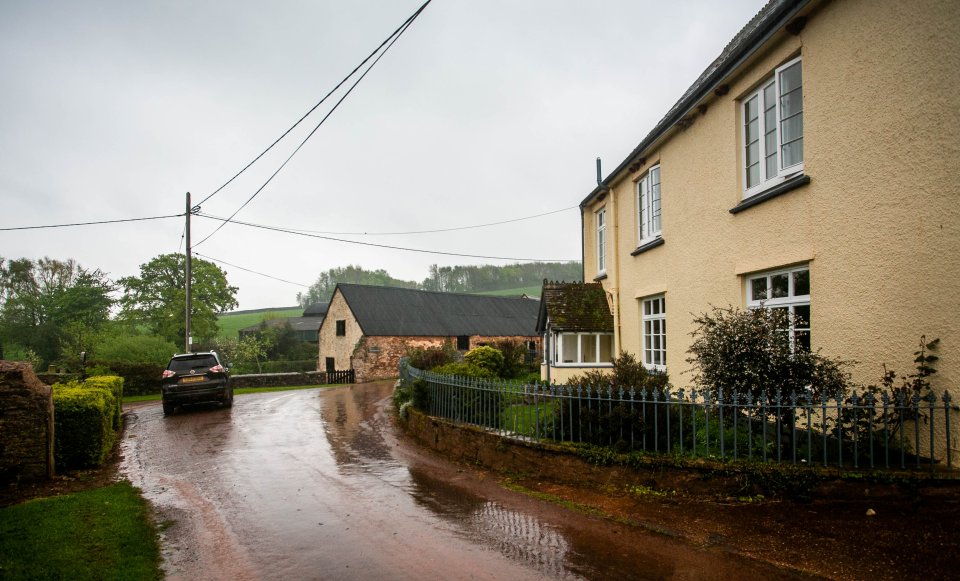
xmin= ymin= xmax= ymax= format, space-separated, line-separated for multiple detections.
xmin=463 ymin=346 xmax=504 ymax=376
xmin=489 ymin=340 xmax=533 ymax=379
xmin=561 ymin=353 xmax=670 ymax=447
xmin=53 ymin=383 xmax=117 ymax=469
xmin=686 ymin=305 xmax=850 ymax=404
xmin=82 ymin=375 xmax=124 ymax=430
xmin=431 ymin=361 xmax=496 ymax=380
xmin=86 ymin=361 xmax=165 ymax=396
xmin=395 ymin=378 xmax=431 ymax=415
xmin=406 ymin=342 xmax=458 ymax=370
xmin=94 ymin=333 xmax=177 ymax=366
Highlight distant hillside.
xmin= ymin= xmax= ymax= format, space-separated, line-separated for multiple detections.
xmin=297 ymin=262 xmax=581 ymax=305
xmin=474 ymin=286 xmax=542 ymax=298
xmin=218 ymin=307 xmax=302 ymax=339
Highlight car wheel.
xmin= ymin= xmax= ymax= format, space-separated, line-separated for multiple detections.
xmin=162 ymin=401 xmax=175 ymax=415
xmin=222 ymin=389 xmax=233 ymax=408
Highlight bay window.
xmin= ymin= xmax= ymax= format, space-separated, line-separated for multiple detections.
xmin=553 ymin=332 xmax=614 ymax=366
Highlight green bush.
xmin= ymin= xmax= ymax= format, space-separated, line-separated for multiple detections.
xmin=432 ymin=361 xmax=496 ymax=380
xmin=53 ymin=383 xmax=117 ymax=470
xmin=406 ymin=342 xmax=458 ymax=370
xmin=562 ymin=352 xmax=670 ymax=448
xmin=86 ymin=361 xmax=165 ymax=396
xmin=686 ymin=305 xmax=850 ymax=403
xmin=464 ymin=346 xmax=505 ymax=375
xmin=395 ymin=378 xmax=430 ymax=416
xmin=82 ymin=375 xmax=124 ymax=430
xmin=94 ymin=333 xmax=177 ymax=365
xmin=490 ymin=340 xmax=537 ymax=379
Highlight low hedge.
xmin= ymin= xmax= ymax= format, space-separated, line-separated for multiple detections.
xmin=87 ymin=361 xmax=164 ymax=396
xmin=81 ymin=375 xmax=124 ymax=430
xmin=52 ymin=381 xmax=119 ymax=470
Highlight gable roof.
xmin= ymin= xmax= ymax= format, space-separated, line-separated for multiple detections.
xmin=336 ymin=284 xmax=540 ymax=337
xmin=582 ymin=0 xmax=810 ymax=207
xmin=536 ymin=281 xmax=613 ymax=333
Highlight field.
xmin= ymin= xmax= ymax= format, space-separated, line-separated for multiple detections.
xmin=475 ymin=286 xmax=542 ymax=298
xmin=217 ymin=307 xmax=302 ymax=339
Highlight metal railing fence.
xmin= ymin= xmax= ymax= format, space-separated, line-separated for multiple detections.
xmin=400 ymin=363 xmax=956 ymax=472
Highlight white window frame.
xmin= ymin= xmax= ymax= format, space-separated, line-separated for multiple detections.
xmin=637 ymin=165 xmax=662 ymax=245
xmin=641 ymin=295 xmax=666 ymax=371
xmin=746 ymin=265 xmax=810 ymax=352
xmin=742 ymin=56 xmax=804 ymax=199
xmin=552 ymin=332 xmax=614 ymax=367
xmin=596 ymin=207 xmax=606 ymax=275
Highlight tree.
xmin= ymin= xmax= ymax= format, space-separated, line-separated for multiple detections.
xmin=297 ymin=265 xmax=417 ymax=306
xmin=118 ymin=253 xmax=238 ymax=346
xmin=0 ymin=257 xmax=114 ymax=366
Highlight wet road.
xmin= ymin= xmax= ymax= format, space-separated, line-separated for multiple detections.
xmin=121 ymin=382 xmax=801 ymax=580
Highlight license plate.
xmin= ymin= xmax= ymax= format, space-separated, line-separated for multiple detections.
xmin=180 ymin=376 xmax=205 ymax=384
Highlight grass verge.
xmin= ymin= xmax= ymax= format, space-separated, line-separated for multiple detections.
xmin=123 ymin=383 xmax=340 ymax=404
xmin=0 ymin=481 xmax=161 ymax=580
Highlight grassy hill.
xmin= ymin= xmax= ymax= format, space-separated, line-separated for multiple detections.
xmin=217 ymin=307 xmax=302 ymax=339
xmin=475 ymin=286 xmax=542 ymax=298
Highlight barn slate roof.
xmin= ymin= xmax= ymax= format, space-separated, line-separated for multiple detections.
xmin=336 ymin=284 xmax=540 ymax=337
xmin=536 ymin=281 xmax=613 ymax=333
xmin=302 ymin=302 xmax=329 ymax=317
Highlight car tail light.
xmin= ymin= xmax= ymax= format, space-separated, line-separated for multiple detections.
xmin=209 ymin=365 xmax=224 ymax=373
xmin=162 ymin=370 xmax=176 ymax=378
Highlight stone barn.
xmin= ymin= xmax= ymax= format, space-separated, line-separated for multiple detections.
xmin=318 ymin=284 xmax=541 ymax=382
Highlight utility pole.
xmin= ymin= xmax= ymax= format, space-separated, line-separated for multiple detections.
xmin=185 ymin=192 xmax=192 ymax=353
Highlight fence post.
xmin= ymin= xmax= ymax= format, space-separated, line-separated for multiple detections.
xmin=945 ymin=391 xmax=953 ymax=470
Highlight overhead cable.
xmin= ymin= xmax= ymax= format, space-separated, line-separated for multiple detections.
xmin=228 ymin=205 xmax=579 ymax=237
xmin=0 ymin=213 xmax=184 ymax=231
xmin=196 ymin=0 xmax=432 ymax=208
xmin=195 ymin=213 xmax=576 ymax=262
xmin=193 ymin=252 xmax=309 ymax=287
xmin=193 ymin=0 xmax=432 ymax=248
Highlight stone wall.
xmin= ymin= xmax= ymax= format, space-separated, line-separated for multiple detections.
xmin=351 ymin=335 xmax=543 ymax=383
xmin=0 ymin=361 xmax=54 ymax=483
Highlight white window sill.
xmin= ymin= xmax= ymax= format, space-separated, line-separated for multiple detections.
xmin=731 ymin=174 xmax=810 ymax=215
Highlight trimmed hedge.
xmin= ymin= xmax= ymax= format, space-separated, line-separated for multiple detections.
xmin=52 ymin=380 xmax=120 ymax=470
xmin=82 ymin=375 xmax=124 ymax=430
xmin=87 ymin=361 xmax=164 ymax=396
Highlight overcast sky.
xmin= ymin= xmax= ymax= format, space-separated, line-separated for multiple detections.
xmin=1 ymin=0 xmax=765 ymax=310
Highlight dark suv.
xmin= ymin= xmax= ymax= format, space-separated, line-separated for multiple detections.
xmin=161 ymin=352 xmax=232 ymax=415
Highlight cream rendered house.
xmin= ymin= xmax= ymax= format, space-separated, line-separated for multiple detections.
xmin=580 ymin=0 xmax=959 ymax=418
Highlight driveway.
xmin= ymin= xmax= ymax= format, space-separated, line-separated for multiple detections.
xmin=121 ymin=381 xmax=804 ymax=580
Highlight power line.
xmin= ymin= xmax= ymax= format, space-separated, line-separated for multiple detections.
xmin=193 ymin=252 xmax=309 ymax=287
xmin=194 ymin=1 xmax=433 ymax=248
xmin=208 ymin=205 xmax=578 ymax=237
xmin=0 ymin=213 xmax=184 ymax=231
xmin=196 ymin=1 xmax=432 ymax=209
xmin=195 ymin=213 xmax=577 ymax=262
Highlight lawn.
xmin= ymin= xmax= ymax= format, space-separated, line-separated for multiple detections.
xmin=0 ymin=481 xmax=161 ymax=580
xmin=216 ymin=307 xmax=302 ymax=339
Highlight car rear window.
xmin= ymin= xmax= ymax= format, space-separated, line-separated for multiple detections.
xmin=168 ymin=355 xmax=218 ymax=372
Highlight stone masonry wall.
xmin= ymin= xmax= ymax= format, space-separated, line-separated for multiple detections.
xmin=350 ymin=335 xmax=543 ymax=383
xmin=0 ymin=361 xmax=54 ymax=483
